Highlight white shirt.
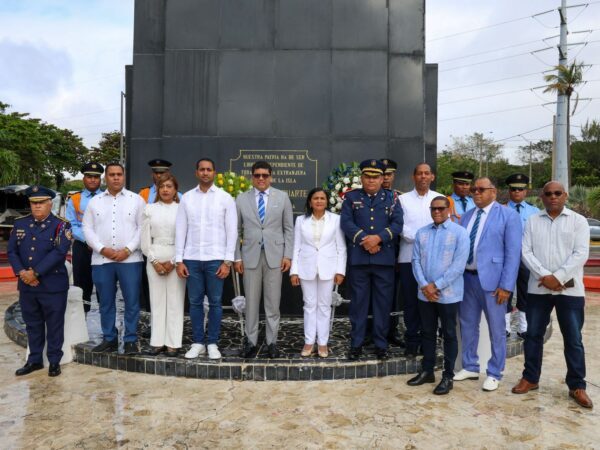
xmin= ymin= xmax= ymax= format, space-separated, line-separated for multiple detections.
xmin=398 ymin=188 xmax=443 ymax=262
xmin=175 ymin=184 xmax=237 ymax=262
xmin=83 ymin=188 xmax=145 ymax=265
xmin=311 ymin=214 xmax=326 ymax=247
xmin=465 ymin=201 xmax=494 ymax=271
xmin=522 ymin=207 xmax=589 ymax=296
xmin=141 ymin=202 xmax=179 ymax=263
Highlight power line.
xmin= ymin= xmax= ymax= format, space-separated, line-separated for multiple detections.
xmin=439 ymin=49 xmax=551 ymax=73
xmin=434 ymin=38 xmax=550 ymax=63
xmin=438 ymin=88 xmax=532 ymax=106
xmin=439 ymin=71 xmax=543 ymax=92
xmin=439 ymin=104 xmax=547 ymax=122
xmin=492 ymin=124 xmax=554 ymax=143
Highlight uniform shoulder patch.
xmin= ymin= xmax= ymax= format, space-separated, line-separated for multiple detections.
xmin=56 ymin=215 xmax=69 ymax=222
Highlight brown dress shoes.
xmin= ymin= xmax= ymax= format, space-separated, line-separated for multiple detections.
xmin=569 ymin=389 xmax=593 ymax=409
xmin=511 ymin=378 xmax=539 ymax=394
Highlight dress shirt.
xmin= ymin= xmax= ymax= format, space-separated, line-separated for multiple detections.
xmin=65 ymin=188 xmax=102 ymax=243
xmin=311 ymin=214 xmax=326 ymax=247
xmin=450 ymin=192 xmax=475 ymax=217
xmin=522 ymin=208 xmax=589 ymax=296
xmin=398 ymin=188 xmax=443 ymax=263
xmin=507 ymin=200 xmax=539 ymax=231
xmin=82 ymin=188 xmax=145 ymax=265
xmin=254 ymin=187 xmax=270 ymax=209
xmin=412 ymin=219 xmax=470 ymax=303
xmin=464 ymin=201 xmax=494 ymax=271
xmin=175 ymin=184 xmax=237 ymax=262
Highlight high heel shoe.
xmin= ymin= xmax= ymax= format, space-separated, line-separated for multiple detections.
xmin=300 ymin=344 xmax=315 ymax=357
xmin=318 ymin=345 xmax=328 ymax=358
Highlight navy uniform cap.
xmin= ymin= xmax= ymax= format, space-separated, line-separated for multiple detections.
xmin=148 ymin=159 xmax=173 ymax=172
xmin=25 ymin=185 xmax=56 ymax=202
xmin=360 ymin=159 xmax=385 ymax=176
xmin=505 ymin=173 xmax=529 ymax=188
xmin=451 ymin=171 xmax=474 ymax=182
xmin=380 ymin=159 xmax=397 ymax=174
xmin=81 ymin=162 xmax=104 ymax=176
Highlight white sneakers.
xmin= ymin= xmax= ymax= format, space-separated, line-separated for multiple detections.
xmin=482 ymin=376 xmax=499 ymax=391
xmin=453 ymin=369 xmax=480 ymax=381
xmin=207 ymin=344 xmax=221 ymax=360
xmin=185 ymin=343 xmax=206 ymax=359
xmin=184 ymin=343 xmax=222 ymax=360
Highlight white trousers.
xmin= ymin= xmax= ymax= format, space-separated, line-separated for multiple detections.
xmin=300 ymin=276 xmax=334 ymax=346
xmin=147 ymin=261 xmax=186 ymax=348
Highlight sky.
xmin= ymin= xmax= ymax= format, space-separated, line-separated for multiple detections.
xmin=1 ymin=0 xmax=599 ymax=165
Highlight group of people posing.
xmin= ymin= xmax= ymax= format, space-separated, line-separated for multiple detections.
xmin=8 ymin=156 xmax=592 ymax=409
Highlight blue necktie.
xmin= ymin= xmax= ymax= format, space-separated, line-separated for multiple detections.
xmin=467 ymin=209 xmax=483 ymax=265
xmin=258 ymin=191 xmax=266 ymax=223
xmin=460 ymin=197 xmax=467 ymax=212
xmin=516 ymin=203 xmax=522 ymax=213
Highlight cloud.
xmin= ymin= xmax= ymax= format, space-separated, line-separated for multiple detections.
xmin=0 ymin=39 xmax=73 ymax=99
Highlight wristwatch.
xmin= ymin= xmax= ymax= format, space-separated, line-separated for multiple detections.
xmin=223 ymin=260 xmax=233 ymax=267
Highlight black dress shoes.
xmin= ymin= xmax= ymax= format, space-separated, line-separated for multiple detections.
xmin=387 ymin=333 xmax=406 ymax=348
xmin=15 ymin=362 xmax=43 ymax=376
xmin=146 ymin=346 xmax=165 ymax=356
xmin=123 ymin=342 xmax=139 ymax=355
xmin=407 ymin=371 xmax=435 ymax=386
xmin=48 ymin=363 xmax=61 ymax=377
xmin=347 ymin=347 xmax=363 ymax=361
xmin=92 ymin=339 xmax=118 ymax=353
xmin=375 ymin=347 xmax=389 ymax=360
xmin=267 ymin=343 xmax=280 ymax=359
xmin=433 ymin=377 xmax=453 ymax=395
xmin=241 ymin=343 xmax=258 ymax=359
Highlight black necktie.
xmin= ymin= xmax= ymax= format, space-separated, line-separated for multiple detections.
xmin=516 ymin=204 xmax=522 ymax=213
xmin=460 ymin=197 xmax=467 ymax=211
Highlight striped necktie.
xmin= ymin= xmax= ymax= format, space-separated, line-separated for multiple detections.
xmin=467 ymin=209 xmax=483 ymax=265
xmin=258 ymin=191 xmax=266 ymax=223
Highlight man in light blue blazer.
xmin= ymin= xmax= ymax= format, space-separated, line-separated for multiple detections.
xmin=454 ymin=177 xmax=522 ymax=391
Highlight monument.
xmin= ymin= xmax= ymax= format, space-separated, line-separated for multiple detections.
xmin=126 ymin=0 xmax=438 ymax=314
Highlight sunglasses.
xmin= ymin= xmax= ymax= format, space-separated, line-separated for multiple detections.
xmin=509 ymin=187 xmax=525 ymax=192
xmin=429 ymin=206 xmax=447 ymax=212
xmin=543 ymin=190 xmax=564 ymax=197
xmin=252 ymin=173 xmax=270 ymax=179
xmin=469 ymin=187 xmax=494 ymax=194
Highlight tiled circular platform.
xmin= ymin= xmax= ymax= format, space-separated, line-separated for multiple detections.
xmin=4 ymin=301 xmax=551 ymax=381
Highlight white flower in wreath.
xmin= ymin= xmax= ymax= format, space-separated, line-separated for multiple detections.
xmin=352 ymin=176 xmax=359 ymax=183
xmin=330 ymin=207 xmax=337 ymax=212
xmin=335 ymin=183 xmax=341 ymax=191
xmin=228 ymin=179 xmax=234 ymax=185
xmin=343 ymin=177 xmax=350 ymax=184
xmin=351 ymin=183 xmax=360 ymax=189
xmin=329 ymin=196 xmax=336 ymax=204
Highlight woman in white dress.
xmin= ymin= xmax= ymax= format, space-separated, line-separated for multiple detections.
xmin=290 ymin=188 xmax=347 ymax=358
xmin=141 ymin=174 xmax=186 ymax=356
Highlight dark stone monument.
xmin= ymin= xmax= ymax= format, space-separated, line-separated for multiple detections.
xmin=127 ymin=0 xmax=438 ymax=314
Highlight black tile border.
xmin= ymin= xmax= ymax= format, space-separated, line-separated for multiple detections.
xmin=4 ymin=301 xmax=553 ymax=382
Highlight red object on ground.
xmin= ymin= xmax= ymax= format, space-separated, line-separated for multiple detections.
xmin=584 ymin=275 xmax=600 ymax=292
xmin=0 ymin=266 xmax=16 ymax=282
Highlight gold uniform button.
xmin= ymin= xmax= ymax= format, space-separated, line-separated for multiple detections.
xmin=31 ymin=247 xmax=35 ymax=251
xmin=28 ymin=257 xmax=33 ymax=260
xmin=370 ymin=208 xmax=374 ymax=211
xmin=370 ymin=217 xmax=374 ymax=221
xmin=370 ymin=226 xmax=374 ymax=230
xmin=32 ymin=237 xmax=36 ymax=241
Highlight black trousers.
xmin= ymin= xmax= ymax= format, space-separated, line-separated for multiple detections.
xmin=507 ymin=262 xmax=530 ymax=313
xmin=418 ymin=300 xmax=459 ymax=379
xmin=72 ymin=240 xmax=94 ymax=313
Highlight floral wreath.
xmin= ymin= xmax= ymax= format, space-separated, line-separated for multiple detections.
xmin=215 ymin=171 xmax=251 ymax=198
xmin=322 ymin=162 xmax=362 ymax=214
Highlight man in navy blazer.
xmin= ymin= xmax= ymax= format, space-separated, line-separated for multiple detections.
xmin=453 ymin=177 xmax=522 ymax=391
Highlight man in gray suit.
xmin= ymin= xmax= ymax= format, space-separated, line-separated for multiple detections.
xmin=234 ymin=161 xmax=294 ymax=358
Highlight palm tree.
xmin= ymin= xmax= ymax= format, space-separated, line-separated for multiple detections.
xmin=543 ymin=61 xmax=584 ymax=186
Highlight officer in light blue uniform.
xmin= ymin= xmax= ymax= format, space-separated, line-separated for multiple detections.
xmin=505 ymin=173 xmax=539 ymax=338
xmin=449 ymin=171 xmax=475 ymax=222
xmin=7 ymin=186 xmax=72 ymax=377
xmin=341 ymin=159 xmax=404 ymax=361
xmin=65 ymin=162 xmax=104 ymax=313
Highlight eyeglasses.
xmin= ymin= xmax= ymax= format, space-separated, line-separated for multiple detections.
xmin=469 ymin=187 xmax=494 ymax=194
xmin=509 ymin=187 xmax=525 ymax=192
xmin=429 ymin=206 xmax=447 ymax=212
xmin=543 ymin=190 xmax=564 ymax=197
xmin=252 ymin=173 xmax=270 ymax=179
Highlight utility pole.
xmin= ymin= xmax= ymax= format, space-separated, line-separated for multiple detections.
xmin=478 ymin=134 xmax=483 ymax=177
xmin=528 ymin=143 xmax=533 ymax=188
xmin=554 ymin=0 xmax=569 ymax=191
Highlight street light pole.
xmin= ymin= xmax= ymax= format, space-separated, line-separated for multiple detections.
xmin=120 ymin=91 xmax=125 ymax=166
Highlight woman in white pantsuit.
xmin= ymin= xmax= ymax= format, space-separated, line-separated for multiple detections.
xmin=141 ymin=174 xmax=186 ymax=356
xmin=290 ymin=188 xmax=347 ymax=358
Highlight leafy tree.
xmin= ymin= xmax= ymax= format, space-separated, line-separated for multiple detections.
xmin=88 ymin=131 xmax=123 ymax=165
xmin=40 ymin=123 xmax=88 ymax=191
xmin=446 ymin=132 xmax=502 ymax=178
xmin=571 ymin=120 xmax=600 ymax=186
xmin=517 ymin=140 xmax=553 ymax=188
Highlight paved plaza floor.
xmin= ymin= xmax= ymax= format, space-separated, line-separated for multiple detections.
xmin=0 ymin=289 xmax=598 ymax=448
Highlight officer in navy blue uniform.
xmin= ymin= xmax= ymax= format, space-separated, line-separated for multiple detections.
xmin=7 ymin=186 xmax=72 ymax=377
xmin=341 ymin=159 xmax=404 ymax=360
